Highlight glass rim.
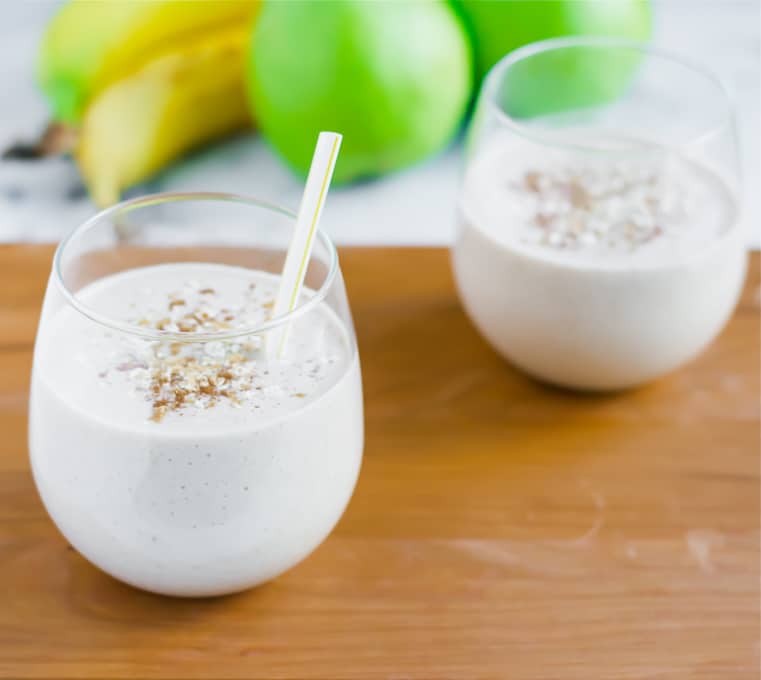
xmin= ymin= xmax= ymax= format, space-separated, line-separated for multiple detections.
xmin=483 ymin=35 xmax=735 ymax=154
xmin=52 ymin=191 xmax=340 ymax=341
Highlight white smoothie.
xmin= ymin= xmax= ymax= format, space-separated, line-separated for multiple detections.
xmin=453 ymin=134 xmax=746 ymax=389
xmin=30 ymin=263 xmax=363 ymax=596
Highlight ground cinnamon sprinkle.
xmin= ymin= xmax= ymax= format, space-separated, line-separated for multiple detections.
xmin=512 ymin=163 xmax=679 ymax=251
xmin=177 ymin=320 xmax=196 ymax=333
xmin=138 ymin=284 xmax=267 ymax=422
xmin=105 ymin=276 xmax=328 ymax=423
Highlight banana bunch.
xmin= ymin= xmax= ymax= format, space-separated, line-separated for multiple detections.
xmin=36 ymin=0 xmax=258 ymax=206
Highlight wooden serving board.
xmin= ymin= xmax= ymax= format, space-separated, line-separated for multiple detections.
xmin=0 ymin=246 xmax=758 ymax=679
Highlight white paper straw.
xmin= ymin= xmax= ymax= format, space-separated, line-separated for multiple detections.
xmin=268 ymin=131 xmax=342 ymax=357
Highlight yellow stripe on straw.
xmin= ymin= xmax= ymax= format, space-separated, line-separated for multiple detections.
xmin=286 ymin=135 xmax=339 ymax=313
xmin=269 ymin=131 xmax=342 ymax=358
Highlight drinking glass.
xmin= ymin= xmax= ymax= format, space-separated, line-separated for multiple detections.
xmin=452 ymin=37 xmax=746 ymax=390
xmin=29 ymin=192 xmax=363 ymax=596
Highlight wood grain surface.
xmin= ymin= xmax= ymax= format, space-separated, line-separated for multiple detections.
xmin=0 ymin=245 xmax=758 ymax=680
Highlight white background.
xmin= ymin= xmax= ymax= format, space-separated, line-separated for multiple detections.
xmin=0 ymin=0 xmax=758 ymax=246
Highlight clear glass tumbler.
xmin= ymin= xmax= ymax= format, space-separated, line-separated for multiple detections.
xmin=453 ymin=37 xmax=746 ymax=390
xmin=29 ymin=192 xmax=364 ymax=596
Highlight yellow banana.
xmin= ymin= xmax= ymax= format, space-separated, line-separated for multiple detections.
xmin=78 ymin=25 xmax=251 ymax=207
xmin=39 ymin=0 xmax=256 ymax=123
xmin=30 ymin=1 xmax=259 ymax=206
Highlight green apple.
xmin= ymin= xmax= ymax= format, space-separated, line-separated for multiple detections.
xmin=454 ymin=0 xmax=652 ymax=79
xmin=452 ymin=0 xmax=652 ymax=118
xmin=246 ymin=0 xmax=472 ymax=183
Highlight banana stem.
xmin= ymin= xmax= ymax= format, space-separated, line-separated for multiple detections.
xmin=2 ymin=122 xmax=78 ymax=160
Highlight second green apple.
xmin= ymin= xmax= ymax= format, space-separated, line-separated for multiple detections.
xmin=246 ymin=0 xmax=472 ymax=183
xmin=453 ymin=0 xmax=652 ymax=79
xmin=453 ymin=0 xmax=652 ymax=118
